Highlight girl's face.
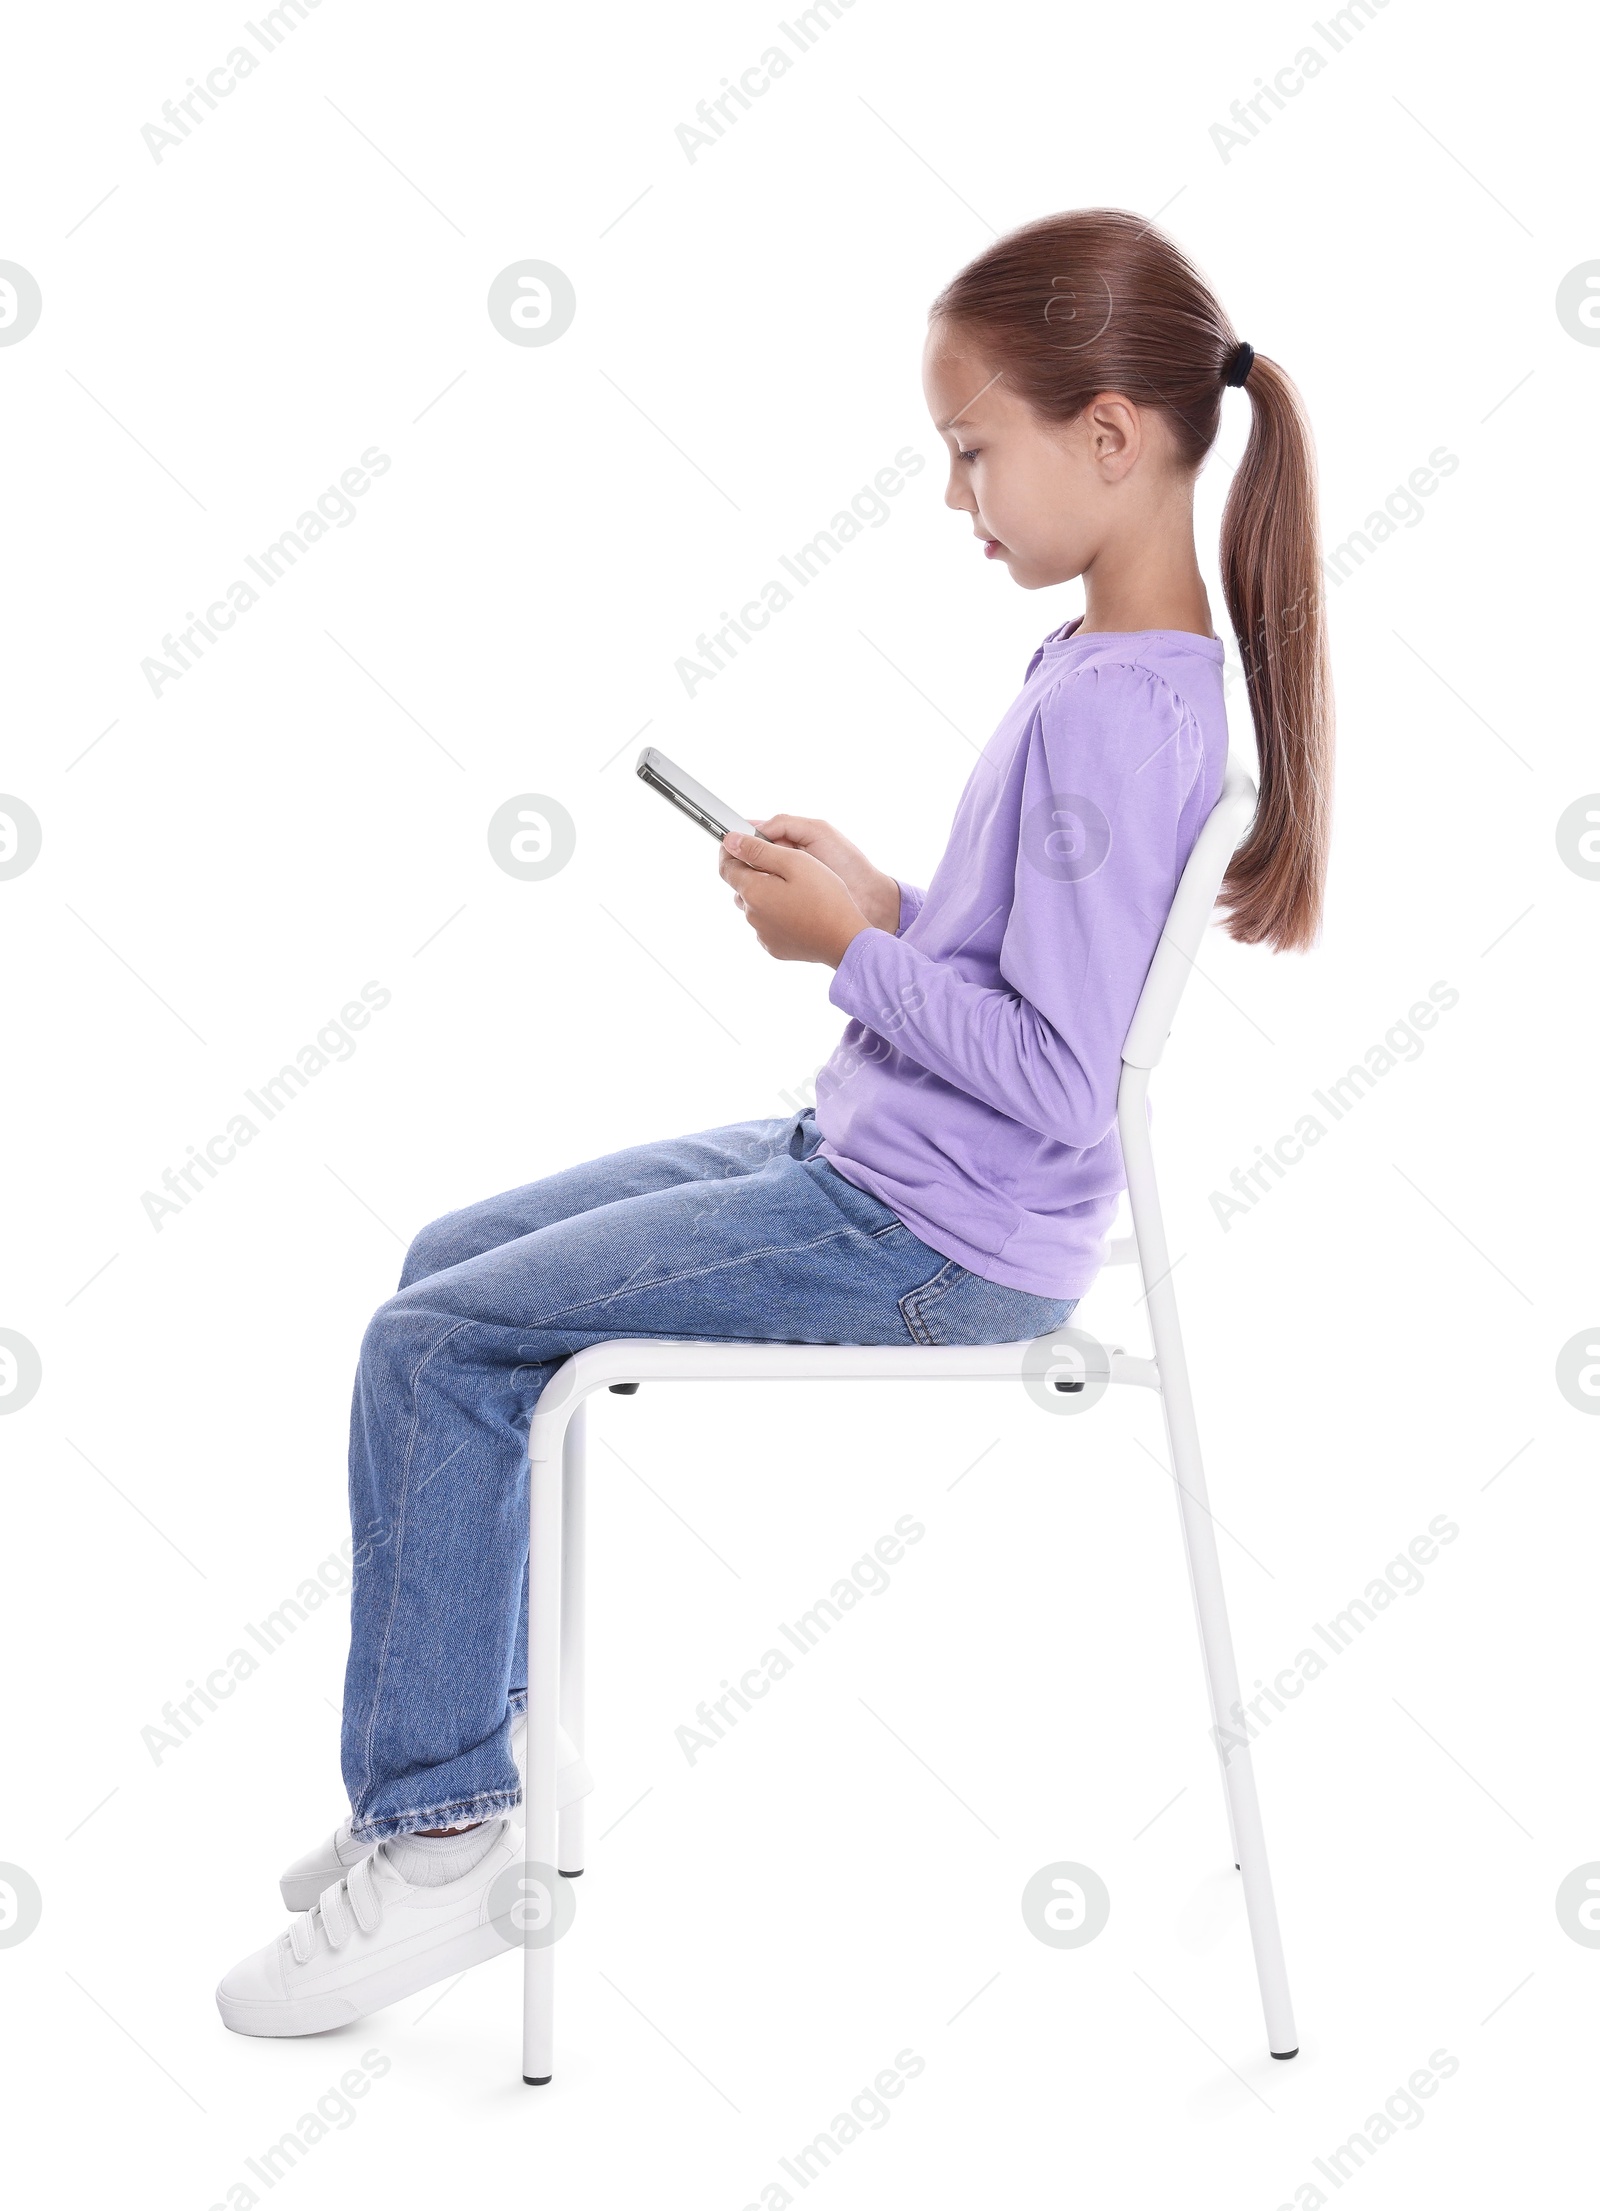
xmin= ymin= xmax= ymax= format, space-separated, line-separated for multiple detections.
xmin=922 ymin=319 xmax=1179 ymax=591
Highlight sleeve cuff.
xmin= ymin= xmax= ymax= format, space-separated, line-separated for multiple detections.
xmin=894 ymin=881 xmax=925 ymax=936
xmin=829 ymin=925 xmax=913 ymax=1023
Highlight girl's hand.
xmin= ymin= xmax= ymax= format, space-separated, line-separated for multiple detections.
xmin=750 ymin=815 xmax=901 ymax=935
xmin=719 ymin=833 xmax=872 ymax=966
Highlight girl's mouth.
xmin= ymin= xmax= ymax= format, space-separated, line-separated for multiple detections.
xmin=982 ymin=537 xmax=1005 ymax=559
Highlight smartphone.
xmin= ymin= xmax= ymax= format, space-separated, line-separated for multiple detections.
xmin=636 ymin=746 xmax=760 ymax=842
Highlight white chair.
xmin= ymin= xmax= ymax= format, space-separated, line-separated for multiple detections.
xmin=518 ymin=765 xmax=1298 ymax=2082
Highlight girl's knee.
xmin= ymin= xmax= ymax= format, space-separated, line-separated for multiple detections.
xmin=398 ymin=1211 xmax=465 ymax=1288
xmin=360 ymin=1295 xmax=405 ymax=1371
xmin=360 ymin=1289 xmax=442 ymax=1381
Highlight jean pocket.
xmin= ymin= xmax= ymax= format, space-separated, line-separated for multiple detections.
xmin=900 ymin=1261 xmax=1076 ymax=1349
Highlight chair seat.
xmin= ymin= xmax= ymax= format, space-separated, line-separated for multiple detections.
xmin=536 ymin=1332 xmax=1160 ymax=1407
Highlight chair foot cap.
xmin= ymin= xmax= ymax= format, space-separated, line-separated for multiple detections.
xmin=558 ymin=1869 xmax=584 ymax=1879
xmin=609 ymin=1383 xmax=639 ymax=1395
xmin=1270 ymin=2048 xmax=1299 ymax=2061
xmin=524 ymin=2073 xmax=552 ymax=2086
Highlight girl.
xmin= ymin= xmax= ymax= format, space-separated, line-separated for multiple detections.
xmin=216 ymin=208 xmax=1332 ymax=2036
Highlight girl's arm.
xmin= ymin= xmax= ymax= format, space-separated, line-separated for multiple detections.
xmin=824 ymin=663 xmax=1209 ymax=1150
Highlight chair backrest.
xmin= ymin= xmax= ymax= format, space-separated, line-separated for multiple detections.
xmin=1120 ymin=764 xmax=1258 ymax=1072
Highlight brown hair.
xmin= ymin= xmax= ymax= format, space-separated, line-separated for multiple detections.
xmin=930 ymin=209 xmax=1332 ymax=953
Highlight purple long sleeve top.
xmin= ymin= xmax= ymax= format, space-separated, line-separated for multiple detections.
xmin=814 ymin=617 xmax=1229 ymax=1298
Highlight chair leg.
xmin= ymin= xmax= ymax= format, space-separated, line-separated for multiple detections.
xmin=1171 ymin=1505 xmax=1243 ymax=1869
xmin=522 ymin=1405 xmax=565 ymax=2085
xmin=558 ymin=1402 xmax=587 ymax=1879
xmin=1167 ymin=1405 xmax=1298 ymax=2054
xmin=1120 ymin=1068 xmax=1298 ymax=2058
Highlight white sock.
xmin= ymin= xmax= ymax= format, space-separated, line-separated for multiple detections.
xmin=384 ymin=1819 xmax=503 ymax=1889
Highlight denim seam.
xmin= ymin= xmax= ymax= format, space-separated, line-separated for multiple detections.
xmin=901 ymin=1301 xmax=936 ymax=1348
xmin=899 ymin=1259 xmax=970 ymax=1348
xmin=353 ymin=1313 xmax=477 ymax=1826
xmin=518 ymin=1221 xmax=876 ymax=1333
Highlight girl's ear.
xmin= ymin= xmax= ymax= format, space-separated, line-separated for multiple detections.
xmin=1084 ymin=394 xmax=1141 ymax=478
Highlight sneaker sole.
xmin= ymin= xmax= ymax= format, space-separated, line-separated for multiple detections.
xmin=216 ymin=1917 xmax=509 ymax=2038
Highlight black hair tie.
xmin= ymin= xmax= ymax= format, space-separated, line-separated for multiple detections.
xmin=1223 ymin=341 xmax=1255 ymax=388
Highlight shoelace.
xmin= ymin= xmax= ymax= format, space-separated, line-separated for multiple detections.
xmin=289 ymin=1848 xmax=384 ymax=1964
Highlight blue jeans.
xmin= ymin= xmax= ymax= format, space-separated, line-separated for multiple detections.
xmin=342 ymin=1111 xmax=1076 ymax=1839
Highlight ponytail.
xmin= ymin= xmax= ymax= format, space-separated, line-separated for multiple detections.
xmin=931 ymin=209 xmax=1334 ymax=954
xmin=1217 ymin=354 xmax=1332 ymax=951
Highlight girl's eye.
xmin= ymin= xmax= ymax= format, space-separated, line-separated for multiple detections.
xmin=957 ymin=448 xmax=979 ymax=463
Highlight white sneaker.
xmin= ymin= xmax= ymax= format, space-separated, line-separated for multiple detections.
xmin=218 ymin=1821 xmax=525 ymax=2037
xmin=279 ymin=1714 xmax=591 ymax=1913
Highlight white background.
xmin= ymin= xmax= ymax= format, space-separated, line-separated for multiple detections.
xmin=1 ymin=0 xmax=1595 ymax=2203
